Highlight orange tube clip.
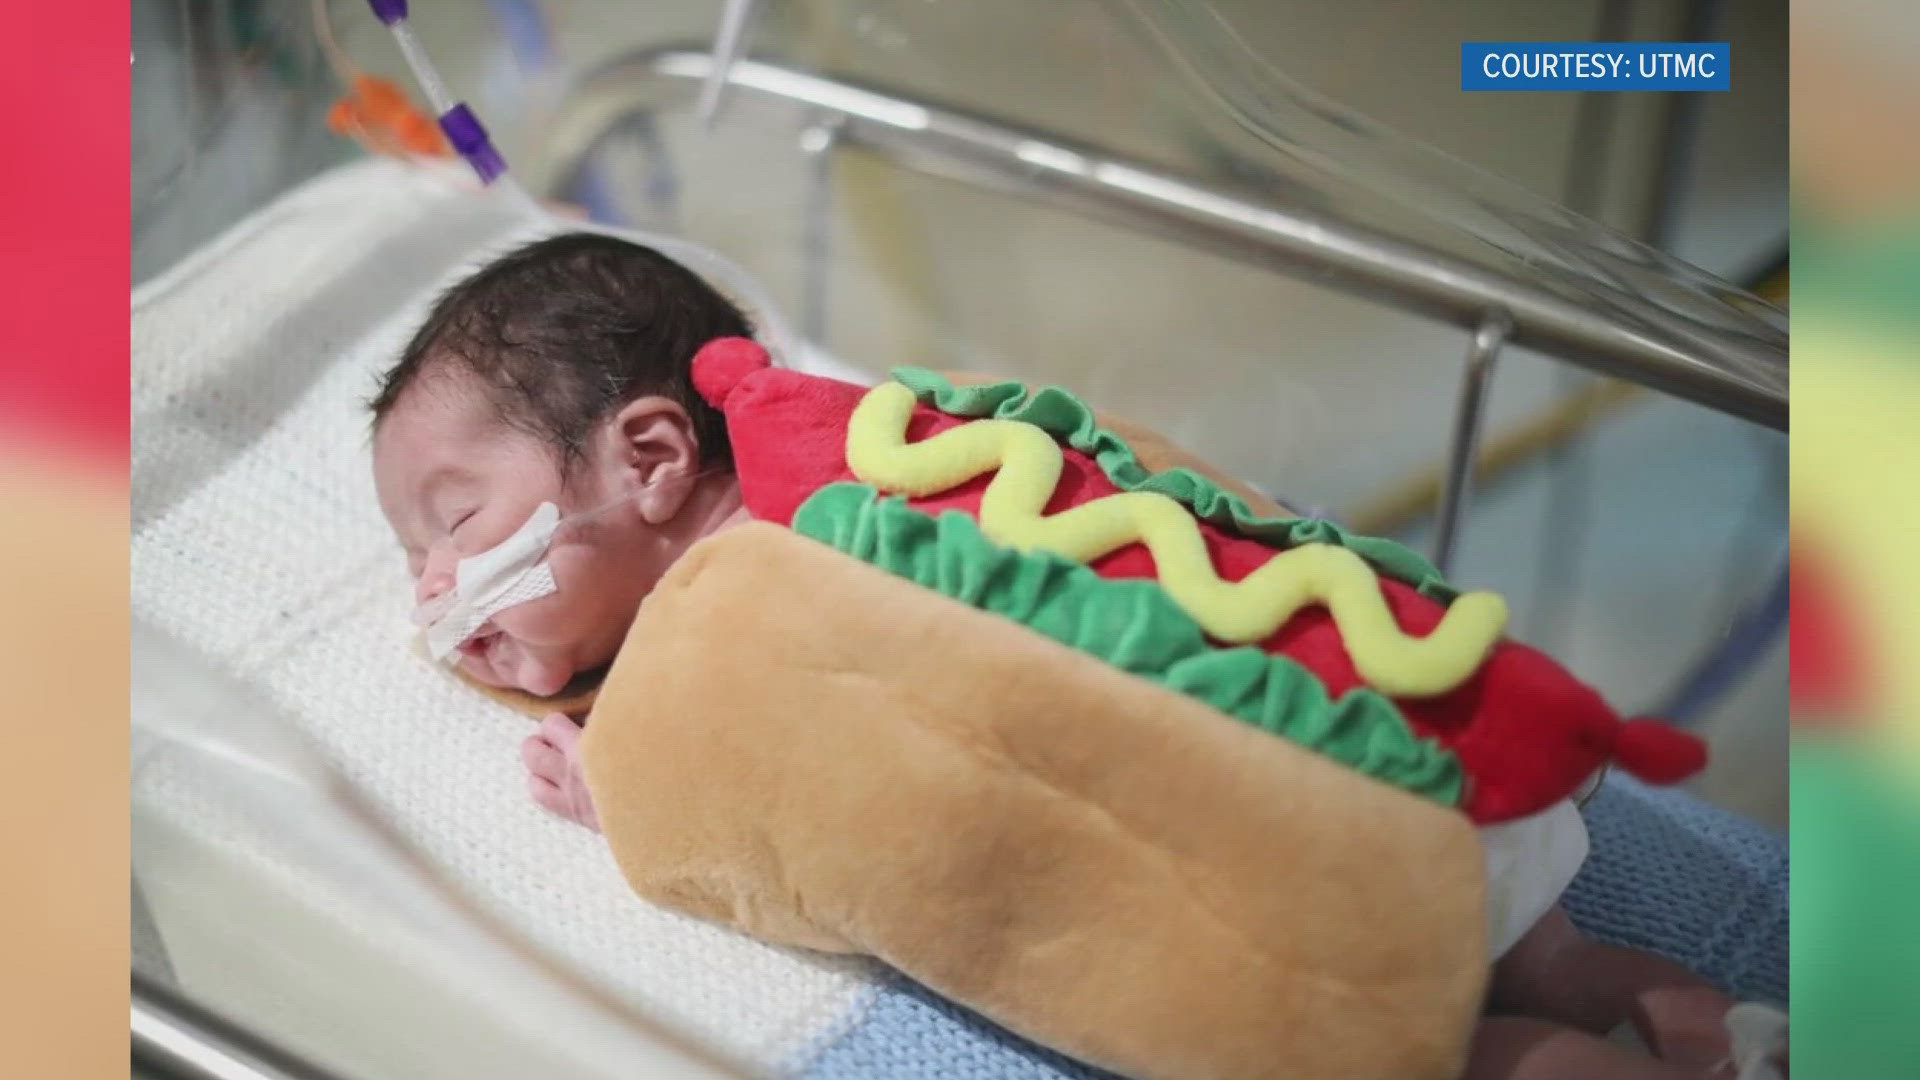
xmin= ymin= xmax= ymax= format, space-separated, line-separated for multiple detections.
xmin=328 ymin=74 xmax=450 ymax=159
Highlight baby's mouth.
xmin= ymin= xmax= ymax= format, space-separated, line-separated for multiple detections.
xmin=459 ymin=629 xmax=502 ymax=661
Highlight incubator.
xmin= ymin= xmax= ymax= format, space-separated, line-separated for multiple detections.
xmin=131 ymin=2 xmax=1788 ymax=1077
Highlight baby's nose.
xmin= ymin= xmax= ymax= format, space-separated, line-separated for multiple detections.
xmin=414 ymin=568 xmax=455 ymax=608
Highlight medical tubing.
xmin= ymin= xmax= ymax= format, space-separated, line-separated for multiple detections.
xmin=367 ymin=2 xmax=509 ymax=186
xmin=389 ymin=22 xmax=455 ymax=112
xmin=358 ymin=4 xmax=798 ymax=361
xmin=438 ymin=103 xmax=508 ymax=184
xmin=562 ymin=467 xmax=736 ymax=534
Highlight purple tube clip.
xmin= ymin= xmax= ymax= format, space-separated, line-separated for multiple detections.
xmin=439 ymin=104 xmax=507 ymax=185
xmin=367 ymin=0 xmax=409 ymax=25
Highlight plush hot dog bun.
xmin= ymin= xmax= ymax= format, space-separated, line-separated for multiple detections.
xmin=581 ymin=521 xmax=1487 ymax=1080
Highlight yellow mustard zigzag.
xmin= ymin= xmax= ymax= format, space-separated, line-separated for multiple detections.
xmin=845 ymin=381 xmax=1508 ymax=698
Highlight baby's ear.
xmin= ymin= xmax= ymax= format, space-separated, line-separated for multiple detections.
xmin=602 ymin=396 xmax=700 ymax=514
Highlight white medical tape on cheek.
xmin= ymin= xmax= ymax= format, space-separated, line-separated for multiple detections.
xmin=416 ymin=468 xmax=733 ymax=661
xmin=426 ymin=563 xmax=558 ymax=660
xmin=422 ymin=502 xmax=563 ymax=661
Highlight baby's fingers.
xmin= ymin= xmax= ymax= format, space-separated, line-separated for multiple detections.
xmin=539 ymin=712 xmax=584 ymax=756
xmin=528 ymin=773 xmax=568 ymax=817
xmin=520 ymin=731 xmax=567 ymax=780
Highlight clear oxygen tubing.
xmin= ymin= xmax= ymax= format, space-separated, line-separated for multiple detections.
xmin=356 ymin=1 xmax=803 ymax=365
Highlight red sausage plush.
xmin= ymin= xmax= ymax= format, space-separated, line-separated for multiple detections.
xmin=692 ymin=338 xmax=1705 ymax=824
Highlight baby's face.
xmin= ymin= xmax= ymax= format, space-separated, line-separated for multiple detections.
xmin=372 ymin=371 xmax=663 ymax=696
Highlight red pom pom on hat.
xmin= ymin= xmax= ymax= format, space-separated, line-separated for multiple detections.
xmin=692 ymin=337 xmax=772 ymax=408
xmin=1610 ymin=718 xmax=1708 ymax=785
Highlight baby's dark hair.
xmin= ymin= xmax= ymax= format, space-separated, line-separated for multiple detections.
xmin=371 ymin=232 xmax=750 ymax=471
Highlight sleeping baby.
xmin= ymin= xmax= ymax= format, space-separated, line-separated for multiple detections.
xmin=371 ymin=232 xmax=1778 ymax=1080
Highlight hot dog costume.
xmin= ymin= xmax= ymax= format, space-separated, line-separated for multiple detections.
xmin=479 ymin=339 xmax=1707 ymax=1080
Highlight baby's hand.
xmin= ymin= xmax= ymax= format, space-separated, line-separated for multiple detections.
xmin=521 ymin=712 xmax=600 ymax=832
